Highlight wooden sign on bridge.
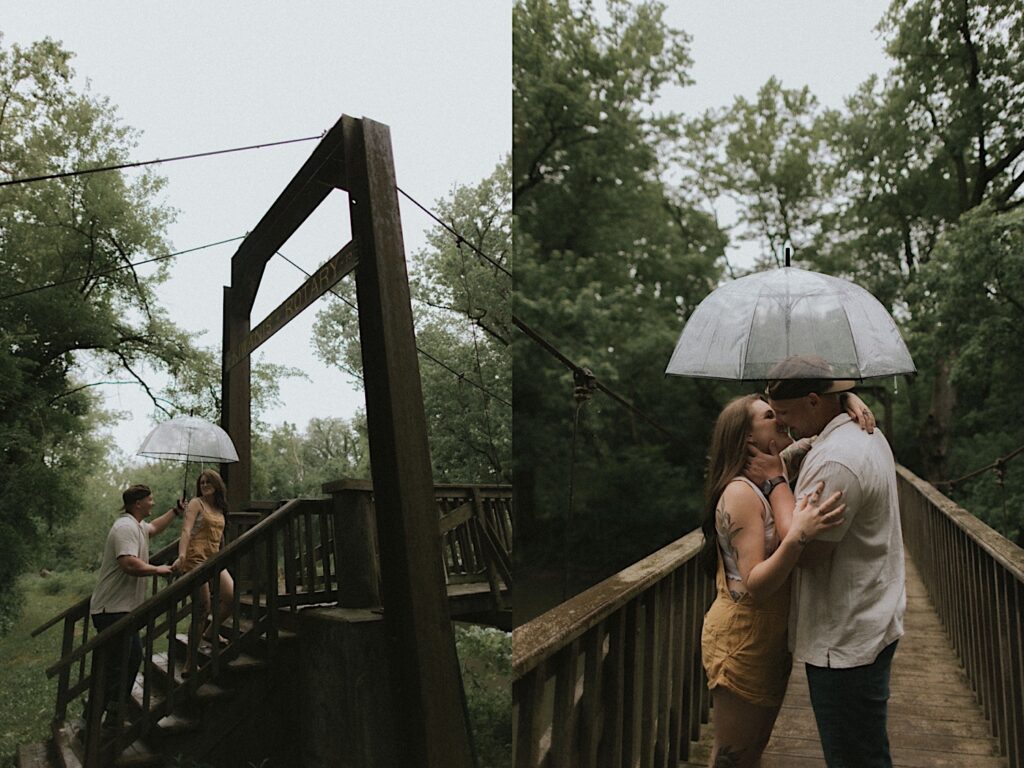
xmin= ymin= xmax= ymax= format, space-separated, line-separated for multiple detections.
xmin=224 ymin=240 xmax=358 ymax=371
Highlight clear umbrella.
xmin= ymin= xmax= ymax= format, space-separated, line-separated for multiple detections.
xmin=137 ymin=416 xmax=239 ymax=499
xmin=665 ymin=267 xmax=916 ymax=381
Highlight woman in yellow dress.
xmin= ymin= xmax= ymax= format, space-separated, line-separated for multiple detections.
xmin=173 ymin=469 xmax=233 ymax=664
xmin=699 ymin=394 xmax=871 ymax=767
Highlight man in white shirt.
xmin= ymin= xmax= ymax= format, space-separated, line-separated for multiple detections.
xmin=749 ymin=355 xmax=905 ymax=768
xmin=88 ymin=484 xmax=181 ymax=727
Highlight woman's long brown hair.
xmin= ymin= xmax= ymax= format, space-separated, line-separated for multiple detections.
xmin=699 ymin=394 xmax=763 ymax=576
xmin=195 ymin=468 xmax=229 ymax=518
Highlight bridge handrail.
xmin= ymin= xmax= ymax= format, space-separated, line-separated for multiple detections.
xmin=30 ymin=540 xmax=181 ymax=639
xmin=45 ymin=497 xmax=303 ymax=679
xmin=897 ymin=464 xmax=1024 ymax=767
xmin=514 ymin=530 xmax=702 ymax=676
xmin=513 ymin=528 xmax=712 ymax=767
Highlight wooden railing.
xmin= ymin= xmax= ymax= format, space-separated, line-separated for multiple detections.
xmin=513 ymin=530 xmax=713 ymax=768
xmin=35 ymin=498 xmax=325 ymax=766
xmin=324 ymin=479 xmax=514 ymax=600
xmin=34 ymin=481 xmax=513 ymax=767
xmin=897 ymin=465 xmax=1024 ymax=768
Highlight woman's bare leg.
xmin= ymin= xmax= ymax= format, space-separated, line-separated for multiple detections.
xmin=185 ymin=582 xmax=211 ymax=673
xmin=710 ymin=687 xmax=782 ymax=768
xmin=214 ymin=569 xmax=234 ymax=640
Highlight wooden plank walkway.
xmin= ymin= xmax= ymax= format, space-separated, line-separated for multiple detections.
xmin=683 ymin=554 xmax=1008 ymax=767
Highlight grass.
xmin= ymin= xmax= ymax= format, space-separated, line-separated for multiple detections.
xmin=0 ymin=570 xmax=94 ymax=768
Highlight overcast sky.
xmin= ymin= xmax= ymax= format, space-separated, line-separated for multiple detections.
xmin=4 ymin=2 xmax=512 ymax=459
xmin=4 ymin=0 xmax=893 ymax=463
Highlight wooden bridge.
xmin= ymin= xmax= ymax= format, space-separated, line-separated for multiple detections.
xmin=513 ymin=465 xmax=1024 ymax=768
xmin=20 ymin=480 xmax=511 ymax=768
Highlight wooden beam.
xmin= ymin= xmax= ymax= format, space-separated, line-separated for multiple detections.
xmin=228 ymin=115 xmax=349 ymax=313
xmin=224 ymin=241 xmax=358 ymax=371
xmin=346 ymin=116 xmax=474 ymax=768
xmin=221 ymin=285 xmax=251 ymax=513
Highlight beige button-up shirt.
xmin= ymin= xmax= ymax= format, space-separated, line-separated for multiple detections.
xmin=91 ymin=514 xmax=154 ymax=614
xmin=789 ymin=413 xmax=906 ymax=667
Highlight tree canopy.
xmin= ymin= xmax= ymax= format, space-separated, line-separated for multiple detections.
xmin=314 ymin=159 xmax=512 ymax=484
xmin=0 ymin=37 xmax=203 ymax=630
xmin=514 ymin=0 xmax=1024 ymax=619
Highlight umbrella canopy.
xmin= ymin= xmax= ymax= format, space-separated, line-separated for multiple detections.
xmin=138 ymin=416 xmax=239 ymax=463
xmin=665 ymin=267 xmax=916 ymax=381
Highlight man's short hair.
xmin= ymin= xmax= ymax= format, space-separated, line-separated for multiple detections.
xmin=765 ymin=355 xmax=856 ymax=400
xmin=121 ymin=484 xmax=152 ymax=510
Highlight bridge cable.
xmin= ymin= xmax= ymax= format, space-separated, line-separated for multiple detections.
xmin=0 ymin=236 xmax=247 ymax=301
xmin=396 ymin=186 xmax=511 ymax=278
xmin=563 ymin=368 xmax=596 ymax=602
xmin=394 ymin=191 xmax=674 ymax=437
xmin=512 ymin=316 xmax=677 ymax=439
xmin=0 ymin=133 xmax=326 ymax=188
xmin=273 ymin=251 xmax=511 ymax=409
xmin=934 ymin=442 xmax=1024 ymax=500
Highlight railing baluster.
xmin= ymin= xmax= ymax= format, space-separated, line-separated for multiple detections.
xmin=319 ymin=505 xmax=333 ymax=597
xmin=668 ymin=569 xmax=686 ymax=765
xmin=142 ymin=614 xmax=154 ymax=725
xmin=283 ymin=514 xmax=298 ymax=612
xmin=981 ymin=549 xmax=995 ymax=726
xmin=513 ymin=660 xmax=547 ymax=768
xmin=654 ymin=575 xmax=673 ymax=768
xmin=578 ymin=624 xmax=606 ymax=768
xmin=56 ymin=617 xmax=75 ymax=722
xmin=621 ymin=599 xmax=641 ymax=768
xmin=304 ymin=504 xmax=317 ymax=596
xmin=77 ymin=614 xmax=90 ymax=693
xmin=550 ymin=639 xmax=580 ymax=768
xmin=600 ymin=611 xmax=625 ymax=768
xmin=266 ymin=525 xmax=280 ymax=651
xmin=167 ymin=595 xmax=178 ymax=707
xmin=640 ymin=586 xmax=659 ymax=768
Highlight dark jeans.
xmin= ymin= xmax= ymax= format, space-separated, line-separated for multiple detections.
xmin=86 ymin=613 xmax=142 ymax=724
xmin=806 ymin=640 xmax=898 ymax=768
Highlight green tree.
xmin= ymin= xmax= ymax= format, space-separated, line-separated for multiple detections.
xmin=907 ymin=205 xmax=1024 ymax=543
xmin=0 ymin=37 xmax=210 ymax=631
xmin=313 ymin=159 xmax=512 ymax=484
xmin=683 ymin=0 xmax=1024 ymax=487
xmin=251 ymin=415 xmax=369 ymax=499
xmin=514 ymin=0 xmax=726 ymax=614
xmin=828 ymin=0 xmax=1024 ymax=479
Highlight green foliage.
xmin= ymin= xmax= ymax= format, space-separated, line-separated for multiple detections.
xmin=0 ymin=572 xmax=95 ymax=767
xmin=663 ymin=0 xmax=1024 ymax=534
xmin=0 ymin=36 xmax=212 ymax=633
xmin=454 ymin=624 xmax=511 ymax=768
xmin=251 ymin=415 xmax=370 ymax=498
xmin=513 ymin=0 xmax=726 ymax=607
xmin=313 ymin=159 xmax=511 ymax=483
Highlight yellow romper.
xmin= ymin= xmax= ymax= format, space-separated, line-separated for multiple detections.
xmin=179 ymin=499 xmax=225 ymax=574
xmin=700 ymin=477 xmax=792 ymax=708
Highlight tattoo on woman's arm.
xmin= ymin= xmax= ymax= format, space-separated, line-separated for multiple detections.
xmin=798 ymin=531 xmax=809 ymax=546
xmin=716 ymin=506 xmax=744 ymax=568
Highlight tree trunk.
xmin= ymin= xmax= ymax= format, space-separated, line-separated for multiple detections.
xmin=921 ymin=355 xmax=957 ymax=481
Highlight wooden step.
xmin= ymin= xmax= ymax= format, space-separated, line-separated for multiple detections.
xmin=150 ymin=652 xmax=232 ymax=701
xmin=52 ymin=720 xmax=162 ymax=768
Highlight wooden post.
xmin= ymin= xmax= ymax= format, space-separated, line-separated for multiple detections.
xmin=345 ymin=116 xmax=474 ymax=767
xmin=222 ymin=286 xmax=251 ymax=513
xmin=327 ymin=486 xmax=382 ymax=608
